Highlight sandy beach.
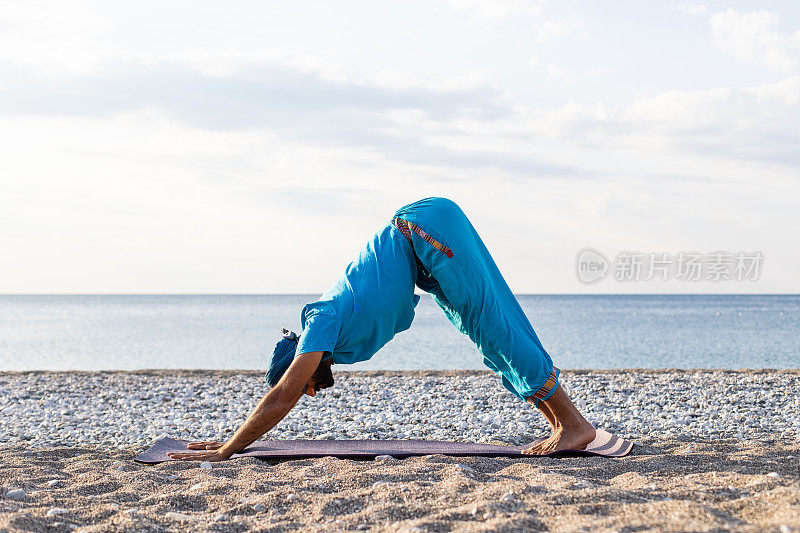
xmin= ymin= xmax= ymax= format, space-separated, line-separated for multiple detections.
xmin=1 ymin=370 xmax=799 ymax=532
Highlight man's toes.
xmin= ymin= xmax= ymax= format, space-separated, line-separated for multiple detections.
xmin=523 ymin=447 xmax=547 ymax=456
xmin=521 ymin=443 xmax=540 ymax=455
xmin=522 ymin=438 xmax=551 ymax=455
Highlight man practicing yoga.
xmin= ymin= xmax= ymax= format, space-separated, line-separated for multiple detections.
xmin=169 ymin=197 xmax=595 ymax=461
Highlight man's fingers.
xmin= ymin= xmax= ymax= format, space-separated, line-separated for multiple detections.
xmin=167 ymin=451 xmax=229 ymax=462
xmin=168 ymin=453 xmax=205 ymax=460
xmin=167 ymin=452 xmax=213 ymax=461
xmin=187 ymin=441 xmax=224 ymax=450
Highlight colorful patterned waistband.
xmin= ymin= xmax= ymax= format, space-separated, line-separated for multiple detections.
xmin=392 ymin=217 xmax=454 ymax=258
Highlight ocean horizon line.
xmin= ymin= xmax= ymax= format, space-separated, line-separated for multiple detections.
xmin=1 ymin=292 xmax=798 ymax=297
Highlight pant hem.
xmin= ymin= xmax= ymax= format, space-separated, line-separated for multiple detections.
xmin=523 ymin=366 xmax=561 ymax=407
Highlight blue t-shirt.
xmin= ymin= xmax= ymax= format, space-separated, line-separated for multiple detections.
xmin=294 ymin=222 xmax=420 ymax=364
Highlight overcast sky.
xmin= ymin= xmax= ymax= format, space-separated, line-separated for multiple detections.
xmin=1 ymin=0 xmax=798 ymax=294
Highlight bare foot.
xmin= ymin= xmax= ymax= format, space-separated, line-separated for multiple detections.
xmin=522 ymin=377 xmax=596 ymax=455
xmin=521 ymin=423 xmax=596 ymax=455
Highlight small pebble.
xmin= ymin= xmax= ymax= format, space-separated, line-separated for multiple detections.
xmin=287 ymin=493 xmax=297 ymax=501
xmin=501 ymin=493 xmax=515 ymax=503
xmin=253 ymin=503 xmax=265 ymax=512
xmin=4 ymin=489 xmax=26 ymax=500
xmin=46 ymin=480 xmax=61 ymax=488
xmin=780 ymin=526 xmax=792 ymax=533
xmin=374 ymin=455 xmax=393 ymax=461
xmin=200 ymin=462 xmax=212 ymax=470
xmin=214 ymin=513 xmax=228 ymax=522
xmin=766 ymin=472 xmax=780 ymax=478
xmin=456 ymin=464 xmax=475 ymax=478
xmin=164 ymin=511 xmax=196 ymax=521
xmin=46 ymin=507 xmax=68 ymax=517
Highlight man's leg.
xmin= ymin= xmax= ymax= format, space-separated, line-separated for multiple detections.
xmin=394 ymin=198 xmax=595 ymax=453
xmin=537 ymin=398 xmax=557 ymax=430
xmin=475 ymin=344 xmax=593 ymax=453
xmin=481 ymin=347 xmax=596 ymax=453
xmin=523 ymin=385 xmax=596 ymax=454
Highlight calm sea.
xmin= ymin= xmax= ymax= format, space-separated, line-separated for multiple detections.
xmin=0 ymin=295 xmax=797 ymax=371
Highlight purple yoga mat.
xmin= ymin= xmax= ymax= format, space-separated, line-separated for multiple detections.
xmin=134 ymin=429 xmax=633 ymax=463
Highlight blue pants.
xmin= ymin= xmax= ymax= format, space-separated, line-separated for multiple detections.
xmin=392 ymin=197 xmax=560 ymax=405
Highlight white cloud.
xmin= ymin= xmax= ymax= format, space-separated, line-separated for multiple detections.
xmin=0 ymin=0 xmax=113 ymax=72
xmin=532 ymin=17 xmax=586 ymax=42
xmin=710 ymin=9 xmax=800 ymax=71
xmin=746 ymin=74 xmax=800 ymax=105
xmin=0 ymin=59 xmax=503 ymax=129
xmin=0 ymin=111 xmax=446 ymax=293
xmin=547 ymin=64 xmax=568 ymax=79
xmin=448 ymin=0 xmax=547 ymax=22
xmin=1 ymin=1 xmax=799 ymax=292
xmin=3 ymin=73 xmax=799 ymax=292
xmin=615 ymin=79 xmax=799 ymax=170
xmin=675 ymin=3 xmax=708 ymax=15
xmin=586 ymin=67 xmax=612 ymax=78
xmin=406 ymin=75 xmax=800 ymax=175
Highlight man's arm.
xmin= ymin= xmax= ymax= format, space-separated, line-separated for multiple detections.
xmin=168 ymin=351 xmax=325 ymax=461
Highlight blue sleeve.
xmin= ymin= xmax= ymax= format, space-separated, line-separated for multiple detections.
xmin=295 ymin=302 xmax=340 ymax=358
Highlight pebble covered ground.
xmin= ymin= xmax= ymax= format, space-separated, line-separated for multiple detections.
xmin=0 ymin=370 xmax=799 ymax=532
xmin=0 ymin=369 xmax=798 ymax=449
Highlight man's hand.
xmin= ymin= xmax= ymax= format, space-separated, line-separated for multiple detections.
xmin=186 ymin=440 xmax=225 ymax=450
xmin=168 ymin=351 xmax=325 ymax=462
xmin=167 ymin=448 xmax=231 ymax=462
xmin=166 ymin=441 xmax=227 ymax=461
